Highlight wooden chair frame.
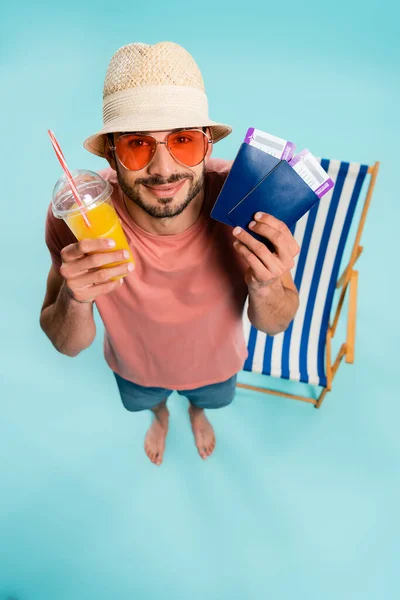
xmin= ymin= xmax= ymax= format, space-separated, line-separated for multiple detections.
xmin=237 ymin=161 xmax=380 ymax=409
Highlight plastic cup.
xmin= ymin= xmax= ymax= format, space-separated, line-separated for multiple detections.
xmin=52 ymin=169 xmax=134 ymax=278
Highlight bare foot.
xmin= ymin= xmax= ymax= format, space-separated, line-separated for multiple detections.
xmin=189 ymin=406 xmax=216 ymax=460
xmin=144 ymin=403 xmax=169 ymax=466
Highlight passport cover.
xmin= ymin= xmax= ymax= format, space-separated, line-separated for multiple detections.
xmin=227 ymin=159 xmax=320 ymax=251
xmin=228 ymin=159 xmax=320 ymax=227
xmin=210 ymin=142 xmax=279 ymax=227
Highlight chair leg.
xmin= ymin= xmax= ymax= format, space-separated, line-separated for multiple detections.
xmin=315 ymin=387 xmax=330 ymax=409
xmin=346 ymin=270 xmax=358 ymax=364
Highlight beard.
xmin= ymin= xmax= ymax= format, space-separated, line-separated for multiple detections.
xmin=116 ymin=164 xmax=205 ymax=219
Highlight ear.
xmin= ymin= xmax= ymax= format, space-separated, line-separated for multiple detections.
xmin=205 ymin=127 xmax=213 ymax=160
xmin=103 ymin=134 xmax=117 ymax=171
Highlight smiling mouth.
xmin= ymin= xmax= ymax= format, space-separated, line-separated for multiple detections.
xmin=143 ymin=180 xmax=187 ymax=198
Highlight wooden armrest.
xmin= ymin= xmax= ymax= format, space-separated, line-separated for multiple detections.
xmin=337 ymin=246 xmax=363 ymax=289
xmin=331 ymin=267 xmax=359 ymax=338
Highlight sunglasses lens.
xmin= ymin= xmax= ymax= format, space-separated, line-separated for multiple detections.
xmin=115 ymin=135 xmax=156 ymax=170
xmin=168 ymin=130 xmax=208 ymax=166
xmin=114 ymin=130 xmax=209 ymax=170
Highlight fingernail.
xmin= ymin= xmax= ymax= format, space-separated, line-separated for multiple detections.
xmin=233 ymin=227 xmax=242 ymax=235
xmin=123 ymin=250 xmax=130 ymax=258
xmin=249 ymin=221 xmax=256 ymax=228
xmin=128 ymin=263 xmax=134 ymax=271
xmin=108 ymin=239 xmax=116 ymax=247
xmin=233 ymin=240 xmax=240 ymax=247
xmin=255 ymin=212 xmax=263 ymax=220
xmin=119 ymin=278 xmax=124 ymax=285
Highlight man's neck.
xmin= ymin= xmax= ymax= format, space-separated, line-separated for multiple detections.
xmin=122 ymin=188 xmax=206 ymax=235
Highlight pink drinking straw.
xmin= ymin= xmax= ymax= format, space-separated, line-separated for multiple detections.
xmin=47 ymin=129 xmax=91 ymax=229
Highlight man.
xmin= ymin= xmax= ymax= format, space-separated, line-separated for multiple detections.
xmin=41 ymin=42 xmax=300 ymax=466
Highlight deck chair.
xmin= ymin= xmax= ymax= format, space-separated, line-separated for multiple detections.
xmin=237 ymin=158 xmax=380 ymax=408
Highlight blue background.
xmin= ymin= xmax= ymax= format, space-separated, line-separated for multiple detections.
xmin=1 ymin=1 xmax=399 ymax=599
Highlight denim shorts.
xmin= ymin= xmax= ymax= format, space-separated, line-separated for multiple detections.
xmin=113 ymin=372 xmax=238 ymax=412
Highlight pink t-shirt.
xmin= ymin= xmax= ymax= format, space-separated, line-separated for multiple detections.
xmin=45 ymin=158 xmax=249 ymax=389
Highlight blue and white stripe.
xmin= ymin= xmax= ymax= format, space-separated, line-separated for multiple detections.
xmin=243 ymin=159 xmax=369 ymax=387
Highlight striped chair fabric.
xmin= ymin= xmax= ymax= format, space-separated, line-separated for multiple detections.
xmin=242 ymin=159 xmax=369 ymax=387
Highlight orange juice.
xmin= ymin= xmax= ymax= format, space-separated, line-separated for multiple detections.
xmin=66 ymin=200 xmax=134 ymax=277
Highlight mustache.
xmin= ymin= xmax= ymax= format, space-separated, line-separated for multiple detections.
xmin=135 ymin=173 xmax=191 ymax=187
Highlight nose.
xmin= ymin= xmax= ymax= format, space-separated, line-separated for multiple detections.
xmin=147 ymin=142 xmax=179 ymax=178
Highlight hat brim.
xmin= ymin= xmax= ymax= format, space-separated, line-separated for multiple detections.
xmin=83 ymin=119 xmax=232 ymax=159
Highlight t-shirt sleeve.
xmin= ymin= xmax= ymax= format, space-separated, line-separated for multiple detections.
xmin=44 ymin=203 xmax=76 ymax=273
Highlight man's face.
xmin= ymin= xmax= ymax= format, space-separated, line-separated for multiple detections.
xmin=108 ymin=129 xmax=211 ymax=219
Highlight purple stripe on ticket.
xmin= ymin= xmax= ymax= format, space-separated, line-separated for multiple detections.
xmin=244 ymin=127 xmax=255 ymax=144
xmin=314 ymin=178 xmax=334 ymax=198
xmin=282 ymin=141 xmax=295 ymax=162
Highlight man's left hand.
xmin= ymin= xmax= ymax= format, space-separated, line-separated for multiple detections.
xmin=232 ymin=212 xmax=300 ymax=292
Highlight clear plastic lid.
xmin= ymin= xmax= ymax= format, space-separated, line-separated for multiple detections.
xmin=52 ymin=169 xmax=113 ymax=219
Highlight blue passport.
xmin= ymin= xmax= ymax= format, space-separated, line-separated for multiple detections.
xmin=210 ymin=142 xmax=321 ymax=252
xmin=210 ymin=143 xmax=280 ymax=227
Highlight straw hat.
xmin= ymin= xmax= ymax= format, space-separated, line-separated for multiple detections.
xmin=83 ymin=41 xmax=232 ymax=158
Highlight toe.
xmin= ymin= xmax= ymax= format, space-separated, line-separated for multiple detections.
xmin=209 ymin=442 xmax=216 ymax=455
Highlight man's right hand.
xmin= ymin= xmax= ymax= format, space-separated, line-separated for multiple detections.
xmin=59 ymin=238 xmax=134 ymax=304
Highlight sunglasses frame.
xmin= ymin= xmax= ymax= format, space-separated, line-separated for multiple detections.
xmin=108 ymin=128 xmax=213 ymax=171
